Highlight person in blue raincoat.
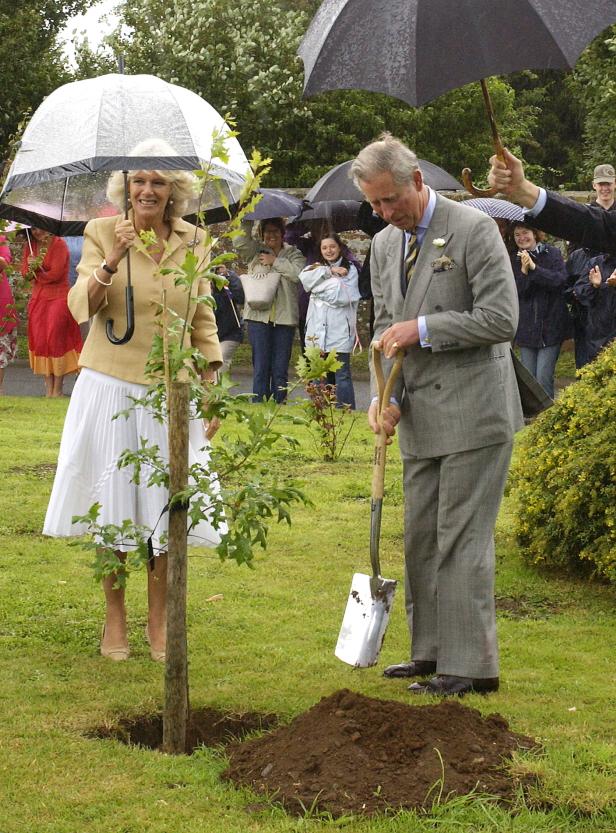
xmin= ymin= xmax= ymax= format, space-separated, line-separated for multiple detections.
xmin=573 ymin=254 xmax=616 ymax=363
xmin=509 ymin=221 xmax=571 ymax=399
xmin=300 ymin=233 xmax=360 ymax=408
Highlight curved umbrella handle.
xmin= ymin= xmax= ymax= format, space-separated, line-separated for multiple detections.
xmin=106 ymin=170 xmax=135 ymax=345
xmin=461 ymin=167 xmax=499 ymax=198
xmin=106 ymin=285 xmax=135 ymax=345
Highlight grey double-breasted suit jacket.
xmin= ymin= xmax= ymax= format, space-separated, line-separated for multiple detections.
xmin=370 ymin=194 xmax=524 ymax=458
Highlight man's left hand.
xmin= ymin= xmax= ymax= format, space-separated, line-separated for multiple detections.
xmin=378 ymin=320 xmax=419 ymax=358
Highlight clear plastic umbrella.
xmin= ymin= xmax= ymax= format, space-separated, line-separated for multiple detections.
xmin=0 ymin=73 xmax=251 ymax=235
xmin=0 ymin=74 xmax=252 ymax=343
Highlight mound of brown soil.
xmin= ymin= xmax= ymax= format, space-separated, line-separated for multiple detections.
xmin=223 ymin=688 xmax=538 ymax=817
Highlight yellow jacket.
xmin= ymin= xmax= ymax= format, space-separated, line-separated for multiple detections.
xmin=69 ymin=214 xmax=222 ymax=385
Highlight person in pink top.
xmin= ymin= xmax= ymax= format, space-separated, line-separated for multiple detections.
xmin=0 ymin=234 xmax=16 ymax=394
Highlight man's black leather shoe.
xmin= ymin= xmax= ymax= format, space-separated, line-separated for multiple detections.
xmin=383 ymin=660 xmax=437 ymax=678
xmin=408 ymin=675 xmax=499 ymax=696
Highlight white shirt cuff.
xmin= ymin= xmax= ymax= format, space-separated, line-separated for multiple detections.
xmin=418 ymin=315 xmax=431 ymax=347
xmin=371 ymin=396 xmax=399 ymax=407
xmin=524 ymin=187 xmax=547 ymax=217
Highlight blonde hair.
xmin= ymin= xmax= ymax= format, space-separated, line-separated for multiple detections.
xmin=106 ymin=139 xmax=198 ymax=217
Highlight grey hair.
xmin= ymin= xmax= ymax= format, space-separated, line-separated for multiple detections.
xmin=106 ymin=138 xmax=198 ymax=217
xmin=350 ymin=132 xmax=421 ymax=188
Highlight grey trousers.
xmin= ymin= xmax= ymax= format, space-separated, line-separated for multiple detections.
xmin=402 ymin=440 xmax=513 ymax=678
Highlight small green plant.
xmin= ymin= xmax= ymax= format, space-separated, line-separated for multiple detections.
xmin=295 ymin=347 xmax=358 ymax=462
xmin=509 ymin=341 xmax=616 ymax=582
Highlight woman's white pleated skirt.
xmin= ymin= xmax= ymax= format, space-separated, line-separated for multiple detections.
xmin=43 ymin=368 xmax=225 ymax=552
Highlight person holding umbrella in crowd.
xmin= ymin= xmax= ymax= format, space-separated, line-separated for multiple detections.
xmin=43 ymin=140 xmax=223 ymax=663
xmin=21 ymin=228 xmax=82 ymax=397
xmin=489 ymin=149 xmax=616 ymax=255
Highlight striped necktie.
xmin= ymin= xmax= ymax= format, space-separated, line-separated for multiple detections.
xmin=404 ymin=231 xmax=419 ymax=289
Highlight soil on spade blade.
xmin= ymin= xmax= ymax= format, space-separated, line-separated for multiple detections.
xmin=223 ymin=688 xmax=539 ymax=817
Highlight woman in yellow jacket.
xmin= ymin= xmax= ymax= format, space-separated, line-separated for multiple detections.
xmin=44 ymin=147 xmax=223 ymax=663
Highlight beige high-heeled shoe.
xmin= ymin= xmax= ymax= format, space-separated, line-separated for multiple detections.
xmin=145 ymin=625 xmax=166 ymax=662
xmin=100 ymin=624 xmax=130 ymax=661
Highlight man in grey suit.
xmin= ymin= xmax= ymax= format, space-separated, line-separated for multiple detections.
xmin=352 ymin=134 xmax=523 ymax=696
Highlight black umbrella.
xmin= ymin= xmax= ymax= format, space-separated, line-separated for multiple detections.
xmin=244 ymin=188 xmax=305 ymax=221
xmin=306 ymin=159 xmax=463 ymax=203
xmin=299 ymin=0 xmax=616 ymax=194
xmin=288 ymin=199 xmax=363 ymax=233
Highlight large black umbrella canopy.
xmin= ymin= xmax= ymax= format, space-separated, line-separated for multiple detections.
xmin=299 ymin=0 xmax=616 ymax=108
xmin=306 ymin=159 xmax=463 ymax=204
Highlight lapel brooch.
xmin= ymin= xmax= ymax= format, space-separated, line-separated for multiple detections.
xmin=431 ymin=238 xmax=455 ymax=272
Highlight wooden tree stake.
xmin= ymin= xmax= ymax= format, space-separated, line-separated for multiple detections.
xmin=162 ymin=379 xmax=190 ymax=754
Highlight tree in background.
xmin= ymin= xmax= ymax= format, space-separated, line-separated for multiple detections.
xmin=508 ymin=70 xmax=586 ymax=190
xmin=0 ymin=0 xmax=87 ymax=161
xmin=570 ymin=23 xmax=616 ymax=183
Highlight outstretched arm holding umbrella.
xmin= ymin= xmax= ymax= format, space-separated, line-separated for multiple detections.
xmin=489 ymin=149 xmax=616 ymax=255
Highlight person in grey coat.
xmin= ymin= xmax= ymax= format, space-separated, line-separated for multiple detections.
xmin=352 ymin=134 xmax=523 ymax=697
xmin=235 ymin=217 xmax=305 ymax=402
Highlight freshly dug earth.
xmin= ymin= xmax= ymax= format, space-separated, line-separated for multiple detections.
xmin=223 ymin=688 xmax=538 ymax=817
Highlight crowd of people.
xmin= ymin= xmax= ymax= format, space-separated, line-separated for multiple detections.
xmin=5 ymin=161 xmax=616 ymax=407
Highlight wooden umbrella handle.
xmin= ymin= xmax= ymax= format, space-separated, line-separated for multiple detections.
xmin=462 ymin=79 xmax=504 ymax=198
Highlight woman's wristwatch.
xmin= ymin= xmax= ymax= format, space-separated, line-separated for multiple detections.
xmin=101 ymin=260 xmax=117 ymax=275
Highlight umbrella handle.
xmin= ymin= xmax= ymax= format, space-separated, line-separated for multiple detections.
xmin=462 ymin=79 xmax=504 ymax=198
xmin=106 ymin=285 xmax=135 ymax=345
xmin=106 ymin=171 xmax=135 ymax=345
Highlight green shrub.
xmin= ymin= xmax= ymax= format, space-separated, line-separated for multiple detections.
xmin=510 ymin=342 xmax=616 ymax=582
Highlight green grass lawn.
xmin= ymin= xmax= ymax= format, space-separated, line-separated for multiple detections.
xmin=0 ymin=396 xmax=614 ymax=832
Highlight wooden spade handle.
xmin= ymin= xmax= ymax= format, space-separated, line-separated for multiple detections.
xmin=371 ymin=345 xmax=404 ymax=500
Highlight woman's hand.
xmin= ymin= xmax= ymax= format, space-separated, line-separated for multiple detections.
xmin=109 ymin=217 xmax=137 ymax=266
xmin=589 ymin=265 xmax=603 ymax=287
xmin=330 ymin=266 xmax=348 ymax=277
xmin=606 ymin=269 xmax=616 ymax=287
xmin=258 ymin=252 xmax=276 ymax=267
xmin=518 ymin=250 xmax=535 ymax=275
